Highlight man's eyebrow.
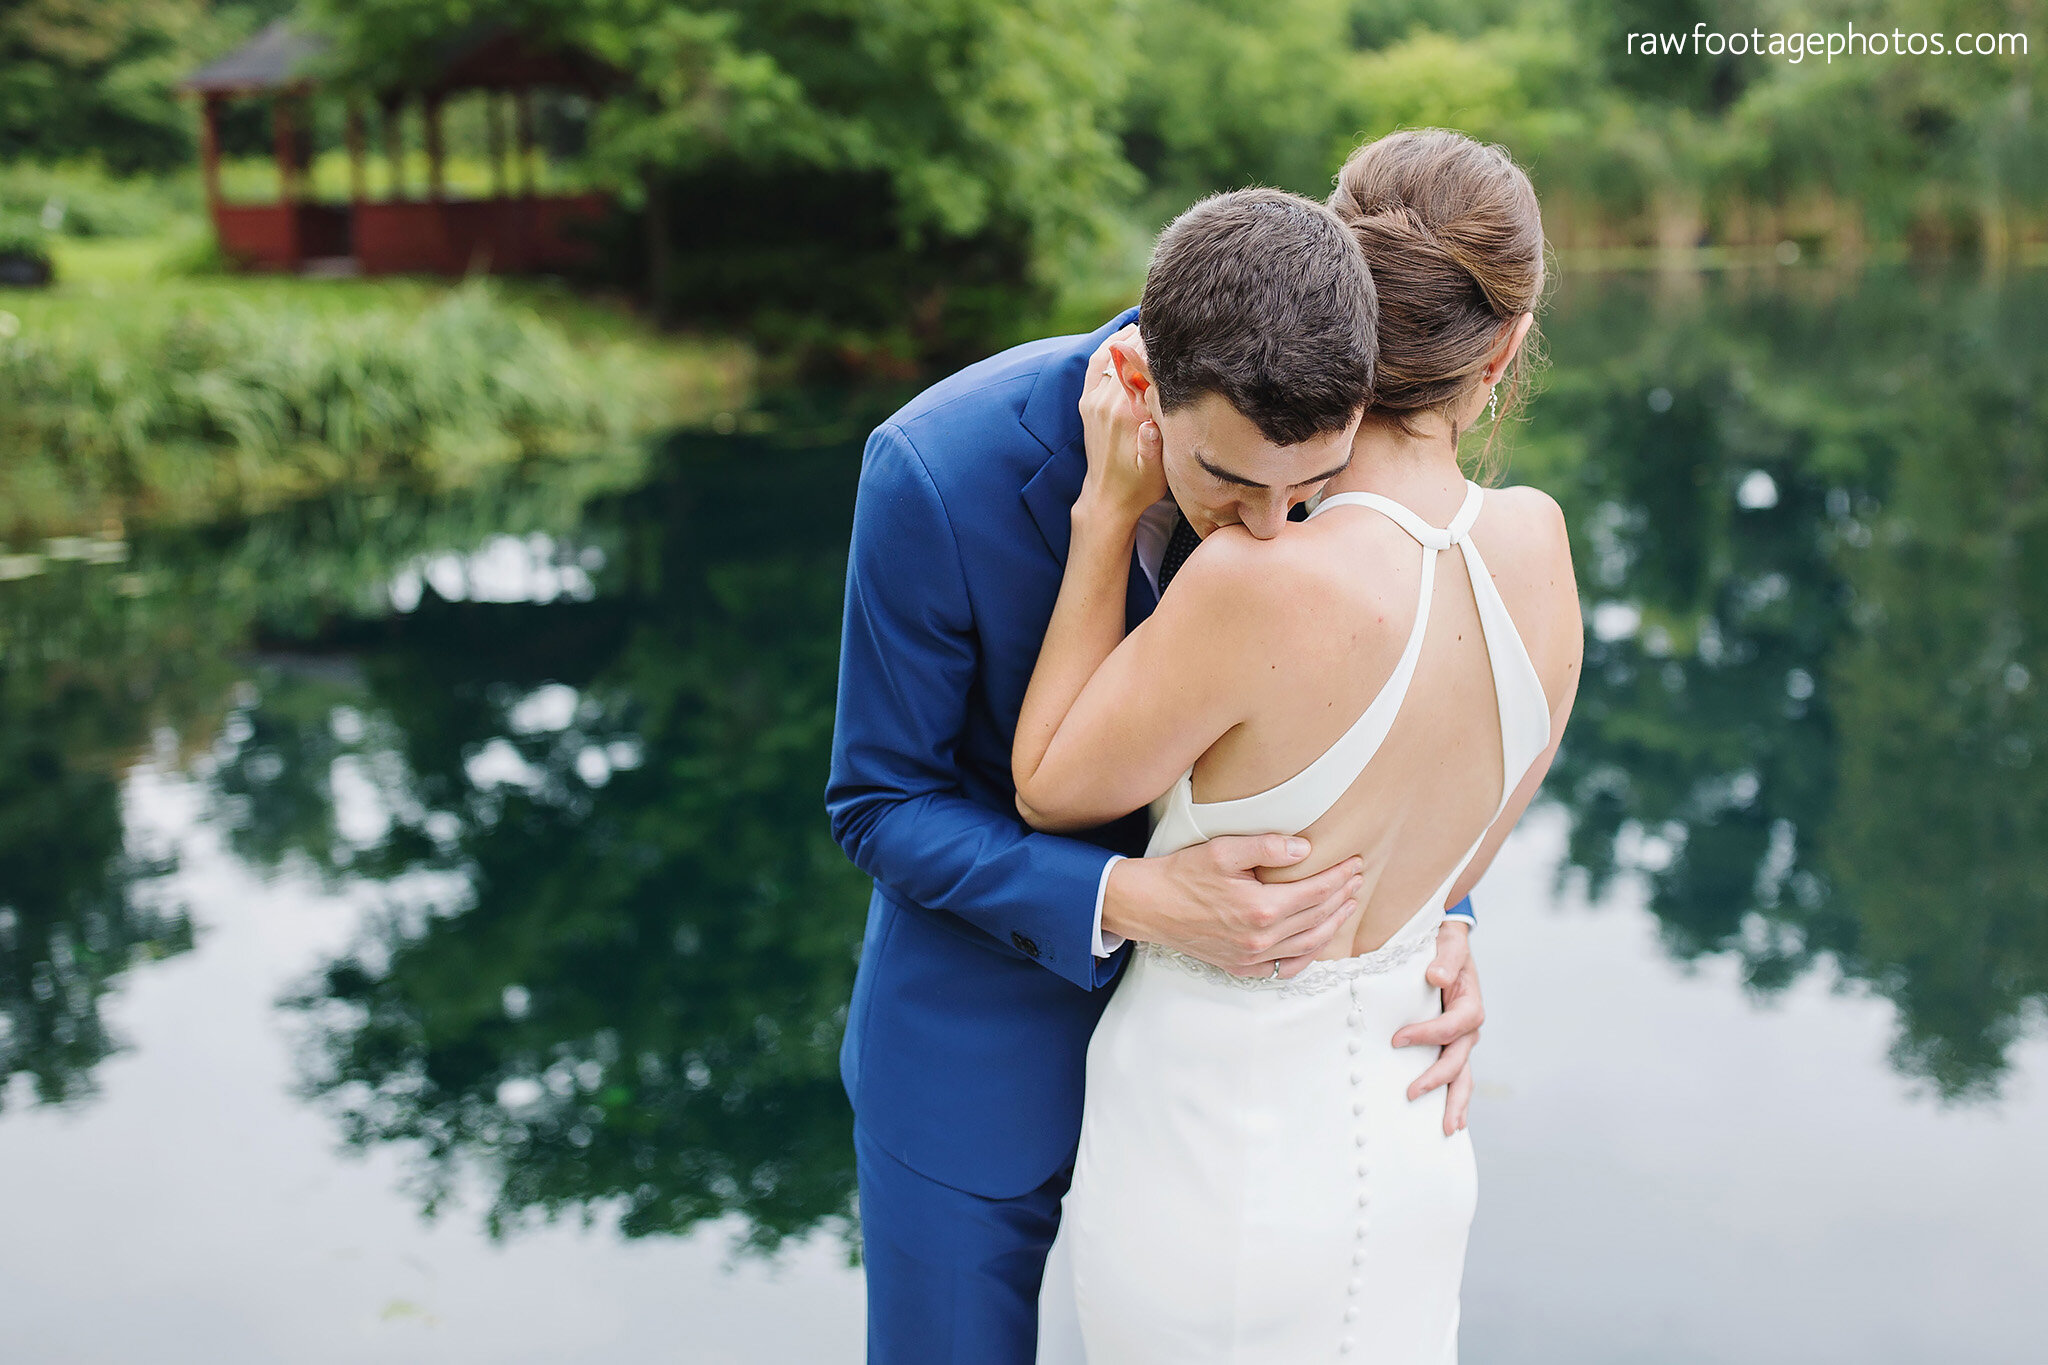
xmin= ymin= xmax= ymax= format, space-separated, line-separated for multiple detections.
xmin=1196 ymin=452 xmax=1352 ymax=489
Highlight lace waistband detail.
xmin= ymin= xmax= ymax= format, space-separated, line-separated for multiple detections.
xmin=1134 ymin=909 xmax=1443 ymax=997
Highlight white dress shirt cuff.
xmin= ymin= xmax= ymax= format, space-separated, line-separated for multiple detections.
xmin=1093 ymin=855 xmax=1128 ymax=957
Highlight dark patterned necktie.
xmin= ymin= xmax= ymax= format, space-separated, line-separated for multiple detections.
xmin=1157 ymin=510 xmax=1201 ymax=595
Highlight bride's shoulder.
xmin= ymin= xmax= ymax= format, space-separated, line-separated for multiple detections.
xmin=1478 ymin=484 xmax=1572 ymax=569
xmin=1184 ymin=518 xmax=1387 ymax=587
xmin=1484 ymin=481 xmax=1567 ymax=527
xmin=1476 ymin=484 xmax=1582 ymax=665
xmin=1160 ymin=522 xmax=1356 ymax=628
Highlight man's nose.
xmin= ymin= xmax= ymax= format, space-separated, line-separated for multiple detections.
xmin=1239 ymin=498 xmax=1290 ymax=540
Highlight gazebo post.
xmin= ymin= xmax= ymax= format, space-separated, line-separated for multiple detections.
xmin=424 ymin=94 xmax=446 ymax=202
xmin=199 ymin=93 xmax=225 ymax=215
xmin=273 ymin=90 xmax=303 ymax=271
xmin=345 ymin=98 xmax=367 ymax=204
xmin=273 ymin=91 xmax=300 ymax=207
xmin=381 ymin=94 xmax=404 ymax=201
xmin=485 ymin=90 xmax=507 ymax=198
xmin=514 ymin=89 xmax=536 ymax=197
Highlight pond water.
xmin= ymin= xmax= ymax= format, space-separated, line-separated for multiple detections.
xmin=1 ymin=268 xmax=2044 ymax=1363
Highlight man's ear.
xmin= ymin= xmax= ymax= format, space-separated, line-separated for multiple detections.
xmin=1108 ymin=336 xmax=1153 ymax=403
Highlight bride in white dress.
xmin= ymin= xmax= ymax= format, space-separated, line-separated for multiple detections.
xmin=1012 ymin=130 xmax=1583 ymax=1363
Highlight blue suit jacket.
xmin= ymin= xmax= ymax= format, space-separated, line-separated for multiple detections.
xmin=827 ymin=310 xmax=1471 ymax=1199
xmin=828 ymin=310 xmax=1150 ymax=1197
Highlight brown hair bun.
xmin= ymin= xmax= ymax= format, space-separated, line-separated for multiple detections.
xmin=1328 ymin=128 xmax=1548 ymax=473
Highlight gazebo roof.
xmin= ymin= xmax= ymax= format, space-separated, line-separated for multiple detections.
xmin=182 ymin=20 xmax=619 ymax=98
xmin=182 ymin=20 xmax=328 ymax=94
xmin=426 ymin=28 xmax=620 ymax=94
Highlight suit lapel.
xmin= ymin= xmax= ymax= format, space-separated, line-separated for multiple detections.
xmin=1016 ymin=305 xmax=1154 ymax=633
xmin=1021 ymin=436 xmax=1158 ymax=630
xmin=1020 ymin=437 xmax=1085 ymax=563
xmin=1020 ymin=305 xmax=1140 ymax=453
xmin=1018 ymin=305 xmax=1142 ymax=563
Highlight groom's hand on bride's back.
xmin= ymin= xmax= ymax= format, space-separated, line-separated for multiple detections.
xmin=1101 ymin=836 xmax=1365 ymax=981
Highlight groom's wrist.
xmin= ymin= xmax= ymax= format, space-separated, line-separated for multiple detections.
xmin=1091 ymin=856 xmax=1128 ymax=957
xmin=1100 ymin=855 xmax=1163 ymax=944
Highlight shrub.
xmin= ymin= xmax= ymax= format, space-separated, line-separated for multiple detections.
xmin=0 ymin=214 xmax=54 ymax=287
xmin=0 ymin=283 xmax=697 ymax=531
xmin=0 ymin=164 xmax=197 ymax=239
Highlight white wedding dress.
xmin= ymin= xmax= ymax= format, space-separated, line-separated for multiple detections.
xmin=1037 ymin=483 xmax=1554 ymax=1364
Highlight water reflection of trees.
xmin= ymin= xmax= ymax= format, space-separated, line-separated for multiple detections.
xmin=1 ymin=412 xmax=880 ymax=1249
xmin=0 ymin=555 xmax=215 ymax=1108
xmin=6 ymin=274 xmax=2043 ymax=1260
xmin=279 ymin=432 xmax=873 ymax=1251
xmin=0 ymin=470 xmax=633 ymax=1109
xmin=1532 ymin=269 xmax=2047 ymax=1098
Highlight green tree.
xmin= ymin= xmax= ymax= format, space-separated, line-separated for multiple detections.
xmin=0 ymin=0 xmax=295 ymax=173
xmin=0 ymin=0 xmax=203 ymax=172
xmin=310 ymin=0 xmax=1133 ymax=350
xmin=1119 ymin=0 xmax=1357 ymax=197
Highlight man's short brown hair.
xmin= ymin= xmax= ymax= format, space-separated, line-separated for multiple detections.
xmin=1139 ymin=188 xmax=1378 ymax=446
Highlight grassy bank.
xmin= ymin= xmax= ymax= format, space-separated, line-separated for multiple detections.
xmin=0 ymin=251 xmax=751 ymax=537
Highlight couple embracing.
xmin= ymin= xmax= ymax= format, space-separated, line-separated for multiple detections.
xmin=827 ymin=128 xmax=1584 ymax=1363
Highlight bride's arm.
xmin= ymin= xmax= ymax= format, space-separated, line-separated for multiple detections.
xmin=1013 ymin=531 xmax=1266 ymax=833
xmin=1011 ymin=344 xmax=1260 ymax=833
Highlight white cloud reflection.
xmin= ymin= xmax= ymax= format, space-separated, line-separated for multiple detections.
xmin=388 ymin=534 xmax=598 ymax=612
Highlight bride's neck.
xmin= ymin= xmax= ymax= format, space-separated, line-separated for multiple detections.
xmin=1324 ymin=413 xmax=1468 ymax=500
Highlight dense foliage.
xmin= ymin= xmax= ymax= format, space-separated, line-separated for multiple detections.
xmin=0 ymin=0 xmax=293 ymax=172
xmin=1118 ymin=0 xmax=2047 ymax=258
xmin=7 ymin=0 xmax=2045 ymax=345
xmin=304 ymin=0 xmax=1131 ymax=348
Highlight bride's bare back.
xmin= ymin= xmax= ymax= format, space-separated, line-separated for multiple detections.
xmin=1159 ymin=472 xmax=1581 ymax=957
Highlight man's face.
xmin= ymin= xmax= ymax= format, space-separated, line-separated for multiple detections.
xmin=1148 ymin=390 xmax=1359 ymax=541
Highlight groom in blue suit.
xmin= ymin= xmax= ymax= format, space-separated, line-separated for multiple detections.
xmin=828 ymin=189 xmax=1486 ymax=1362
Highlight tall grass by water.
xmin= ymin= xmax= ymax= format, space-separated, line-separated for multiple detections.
xmin=0 ymin=282 xmax=747 ymax=535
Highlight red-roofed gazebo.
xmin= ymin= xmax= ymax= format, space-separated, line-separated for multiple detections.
xmin=182 ymin=21 xmax=618 ymax=276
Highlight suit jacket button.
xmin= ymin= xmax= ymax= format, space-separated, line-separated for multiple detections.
xmin=1010 ymin=931 xmax=1040 ymax=958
